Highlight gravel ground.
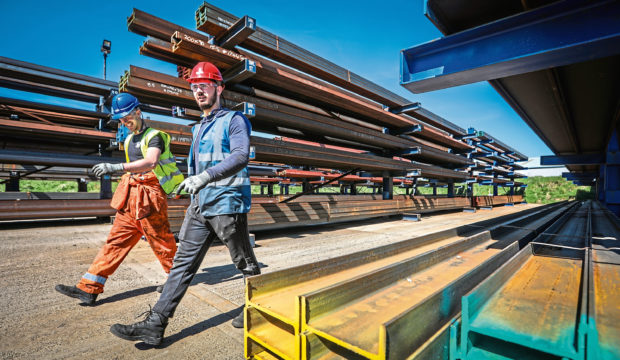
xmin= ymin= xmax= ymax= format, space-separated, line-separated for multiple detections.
xmin=0 ymin=204 xmax=538 ymax=359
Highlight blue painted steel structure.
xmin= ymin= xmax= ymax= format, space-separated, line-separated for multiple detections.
xmin=541 ymin=154 xmax=606 ymax=166
xmin=598 ymin=129 xmax=620 ymax=214
xmin=400 ymin=0 xmax=620 ymax=93
xmin=400 ymin=0 xmax=620 ymax=215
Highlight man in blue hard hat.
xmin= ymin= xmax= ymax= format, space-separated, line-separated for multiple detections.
xmin=110 ymin=62 xmax=260 ymax=346
xmin=55 ymin=93 xmax=184 ymax=305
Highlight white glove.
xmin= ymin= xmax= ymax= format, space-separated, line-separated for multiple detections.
xmin=174 ymin=171 xmax=212 ymax=195
xmin=92 ymin=163 xmax=124 ymax=177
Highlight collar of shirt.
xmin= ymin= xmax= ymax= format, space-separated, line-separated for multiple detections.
xmin=133 ymin=126 xmax=149 ymax=137
xmin=200 ymin=107 xmax=227 ymax=124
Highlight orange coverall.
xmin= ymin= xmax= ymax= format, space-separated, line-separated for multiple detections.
xmin=77 ymin=172 xmax=177 ymax=294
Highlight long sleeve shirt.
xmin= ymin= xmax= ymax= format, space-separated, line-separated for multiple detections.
xmin=192 ymin=108 xmax=251 ymax=182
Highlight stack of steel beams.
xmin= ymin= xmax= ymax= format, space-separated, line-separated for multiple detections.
xmin=119 ymin=64 xmax=473 ymax=174
xmin=243 ymin=202 xmax=571 ymax=359
xmin=124 ymin=9 xmax=476 ymax=177
xmin=0 ymin=195 xmax=471 ymax=231
xmin=194 ymin=2 xmax=470 ymax=137
xmin=456 ymin=201 xmax=619 ymax=359
xmin=0 ymin=3 xmax=530 ymax=225
xmin=0 ymin=57 xmax=119 ymax=161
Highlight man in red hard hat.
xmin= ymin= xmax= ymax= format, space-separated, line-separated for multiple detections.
xmin=55 ymin=93 xmax=184 ymax=305
xmin=111 ymin=62 xmax=260 ymax=345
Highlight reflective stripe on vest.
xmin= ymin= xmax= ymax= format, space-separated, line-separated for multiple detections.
xmin=189 ymin=110 xmax=251 ymax=216
xmin=124 ymin=128 xmax=184 ymax=194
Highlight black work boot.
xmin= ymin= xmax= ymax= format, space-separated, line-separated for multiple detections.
xmin=231 ymin=310 xmax=244 ymax=328
xmin=55 ymin=284 xmax=97 ymax=306
xmin=110 ymin=309 xmax=168 ymax=346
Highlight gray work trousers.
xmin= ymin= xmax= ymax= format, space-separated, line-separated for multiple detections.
xmin=153 ymin=199 xmax=260 ymax=318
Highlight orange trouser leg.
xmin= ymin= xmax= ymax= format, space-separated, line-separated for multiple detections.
xmin=140 ymin=204 xmax=177 ymax=273
xmin=77 ymin=210 xmax=141 ymax=294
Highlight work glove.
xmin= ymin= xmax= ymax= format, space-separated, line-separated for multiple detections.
xmin=92 ymin=162 xmax=124 ymax=177
xmin=174 ymin=171 xmax=212 ymax=196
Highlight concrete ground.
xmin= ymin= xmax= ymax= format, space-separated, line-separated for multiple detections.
xmin=0 ymin=204 xmax=538 ymax=359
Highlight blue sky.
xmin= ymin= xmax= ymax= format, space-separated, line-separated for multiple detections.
xmin=0 ymin=0 xmax=552 ymax=157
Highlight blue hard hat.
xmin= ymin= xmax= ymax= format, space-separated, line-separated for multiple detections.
xmin=111 ymin=93 xmax=140 ymax=120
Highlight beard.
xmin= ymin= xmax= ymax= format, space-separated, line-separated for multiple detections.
xmin=198 ymin=96 xmax=216 ymax=111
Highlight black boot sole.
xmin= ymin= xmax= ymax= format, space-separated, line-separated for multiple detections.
xmin=55 ymin=285 xmax=96 ymax=306
xmin=110 ymin=325 xmax=162 ymax=346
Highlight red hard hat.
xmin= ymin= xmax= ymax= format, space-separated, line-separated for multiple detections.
xmin=188 ymin=62 xmax=223 ymax=83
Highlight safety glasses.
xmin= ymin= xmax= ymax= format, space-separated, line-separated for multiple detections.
xmin=190 ymin=82 xmax=218 ymax=92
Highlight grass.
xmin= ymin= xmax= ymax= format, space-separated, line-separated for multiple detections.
xmin=1 ymin=176 xmax=593 ymax=204
xmin=520 ymin=176 xmax=594 ymax=204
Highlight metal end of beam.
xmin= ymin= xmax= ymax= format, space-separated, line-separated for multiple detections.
xmin=231 ymin=102 xmax=256 ymax=118
xmin=402 ymin=213 xmax=421 ymax=221
xmin=389 ymin=124 xmax=423 ymax=135
xmin=215 ymin=15 xmax=257 ymax=49
xmin=387 ymin=102 xmax=421 ymax=114
xmin=222 ymin=59 xmax=256 ymax=85
xmin=406 ymin=169 xmax=422 ymax=177
xmin=397 ymin=147 xmax=422 ymax=156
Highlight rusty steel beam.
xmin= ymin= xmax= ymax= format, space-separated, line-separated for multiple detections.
xmin=0 ymin=119 xmax=114 ymax=145
xmin=280 ymin=168 xmax=360 ymax=204
xmin=0 ymin=56 xmax=116 ymax=99
xmin=140 ymin=37 xmax=198 ymax=69
xmin=128 ymin=9 xmax=211 ymax=46
xmin=276 ymin=169 xmax=413 ymax=185
xmin=251 ymin=136 xmax=415 ymax=175
xmin=0 ymin=75 xmax=104 ymax=104
xmin=0 ymin=96 xmax=107 ymax=122
xmin=0 ymin=197 xmax=470 ymax=232
xmin=0 ymin=149 xmax=120 ymax=168
xmin=472 ymin=195 xmax=523 ymax=208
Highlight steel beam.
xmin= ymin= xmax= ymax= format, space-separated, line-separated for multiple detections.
xmin=401 ymin=0 xmax=620 ymax=93
xmin=387 ymin=102 xmax=420 ymax=114
xmin=245 ymin=204 xmax=563 ymax=359
xmin=541 ymin=154 xmax=606 ymax=166
xmin=221 ymin=59 xmax=256 ymax=85
xmin=214 ymin=15 xmax=256 ymax=49
xmin=562 ymin=172 xmax=597 ymax=181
